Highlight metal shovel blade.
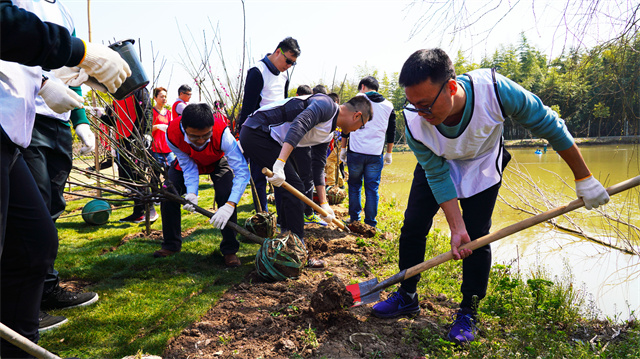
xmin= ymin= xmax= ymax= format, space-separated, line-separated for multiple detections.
xmin=346 ymin=277 xmax=380 ymax=307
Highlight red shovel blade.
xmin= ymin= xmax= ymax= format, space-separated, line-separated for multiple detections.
xmin=346 ymin=278 xmax=380 ymax=307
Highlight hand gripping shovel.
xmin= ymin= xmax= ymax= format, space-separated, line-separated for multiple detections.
xmin=347 ymin=175 xmax=640 ymax=307
xmin=262 ymin=168 xmax=350 ymax=232
xmin=161 ymin=189 xmax=265 ymax=245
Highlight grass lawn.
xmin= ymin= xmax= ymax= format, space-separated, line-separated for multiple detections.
xmin=38 ymin=179 xmax=640 ymax=358
xmin=41 ymin=182 xmax=260 ymax=358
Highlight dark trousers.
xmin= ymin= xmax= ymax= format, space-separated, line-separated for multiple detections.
xmin=290 ymin=147 xmax=314 ymax=217
xmin=1 ymin=129 xmax=58 ymax=358
xmin=239 ymin=127 xmax=305 ymax=239
xmin=115 ymin=139 xmax=145 ymax=217
xmin=399 ymin=163 xmax=499 ymax=310
xmin=249 ymin=159 xmax=269 ymax=213
xmin=160 ymin=158 xmax=239 ymax=254
xmin=21 ymin=116 xmax=72 ymax=294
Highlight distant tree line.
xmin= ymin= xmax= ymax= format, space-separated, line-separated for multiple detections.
xmin=302 ymin=33 xmax=639 ymax=143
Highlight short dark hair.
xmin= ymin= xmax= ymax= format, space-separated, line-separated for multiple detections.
xmin=328 ymin=92 xmax=340 ymax=104
xmin=358 ymin=76 xmax=379 ymax=92
xmin=153 ymin=87 xmax=167 ymax=98
xmin=178 ymin=84 xmax=192 ymax=95
xmin=344 ymin=95 xmax=372 ymax=124
xmin=296 ymin=85 xmax=312 ymax=96
xmin=312 ymin=84 xmax=327 ymax=94
xmin=181 ymin=103 xmax=214 ymax=130
xmin=399 ymin=48 xmax=456 ymax=88
xmin=277 ymin=37 xmax=301 ymax=57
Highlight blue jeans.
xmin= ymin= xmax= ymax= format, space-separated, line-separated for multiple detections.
xmin=347 ymin=151 xmax=383 ymax=227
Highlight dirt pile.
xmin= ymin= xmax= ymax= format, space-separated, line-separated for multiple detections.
xmin=347 ymin=221 xmax=377 ymax=238
xmin=310 ymin=276 xmax=354 ymax=313
xmin=163 ymin=215 xmax=454 ymax=358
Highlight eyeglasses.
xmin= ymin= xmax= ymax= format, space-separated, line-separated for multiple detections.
xmin=186 ymin=130 xmax=212 ymax=141
xmin=403 ymin=80 xmax=448 ymax=115
xmin=279 ymin=48 xmax=297 ymax=66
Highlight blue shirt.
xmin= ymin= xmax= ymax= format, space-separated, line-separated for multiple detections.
xmin=167 ymin=126 xmax=249 ymax=203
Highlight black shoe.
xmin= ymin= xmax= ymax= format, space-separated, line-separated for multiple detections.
xmin=41 ymin=285 xmax=99 ymax=311
xmin=39 ymin=311 xmax=68 ymax=332
xmin=119 ymin=212 xmax=144 ymax=223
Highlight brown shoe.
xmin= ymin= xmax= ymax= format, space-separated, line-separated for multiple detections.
xmin=224 ymin=254 xmax=241 ymax=268
xmin=153 ymin=248 xmax=179 ymax=258
xmin=306 ymin=257 xmax=325 ymax=269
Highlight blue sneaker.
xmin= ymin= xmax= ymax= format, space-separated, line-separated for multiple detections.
xmin=371 ymin=287 xmax=420 ymax=318
xmin=447 ymin=309 xmax=478 ymax=344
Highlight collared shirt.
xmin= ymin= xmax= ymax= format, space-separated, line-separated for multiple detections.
xmin=167 ymin=124 xmax=249 ymax=203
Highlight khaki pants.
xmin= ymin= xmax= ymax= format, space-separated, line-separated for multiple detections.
xmin=324 ymin=149 xmax=344 ymax=187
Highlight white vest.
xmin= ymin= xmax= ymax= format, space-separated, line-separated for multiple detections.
xmin=255 ymin=95 xmax=336 ymax=147
xmin=255 ymin=61 xmax=288 ymax=107
xmin=349 ymin=92 xmax=393 ymax=155
xmin=33 ymin=0 xmax=75 ymax=122
xmin=0 ymin=0 xmax=41 ymax=147
xmin=405 ymin=69 xmax=506 ymax=199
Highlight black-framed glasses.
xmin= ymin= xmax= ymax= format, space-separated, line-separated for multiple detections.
xmin=186 ymin=130 xmax=212 ymax=141
xmin=279 ymin=48 xmax=297 ymax=66
xmin=403 ymin=80 xmax=448 ymax=115
xmin=359 ymin=114 xmax=366 ymax=129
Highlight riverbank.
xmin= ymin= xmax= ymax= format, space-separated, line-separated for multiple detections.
xmin=505 ymin=135 xmax=640 ymax=148
xmin=392 ymin=136 xmax=639 ymax=152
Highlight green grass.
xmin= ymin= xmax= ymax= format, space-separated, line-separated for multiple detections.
xmin=41 ymin=183 xmax=260 ymax=358
xmin=351 ymin=194 xmax=640 ymax=358
xmin=41 ymin=181 xmax=640 ymax=358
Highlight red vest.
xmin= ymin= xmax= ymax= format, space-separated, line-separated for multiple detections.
xmin=113 ymin=96 xmax=137 ymax=140
xmin=166 ymin=115 xmax=227 ymax=174
xmin=151 ymin=107 xmax=172 ymax=153
xmin=171 ymin=99 xmax=186 ymax=120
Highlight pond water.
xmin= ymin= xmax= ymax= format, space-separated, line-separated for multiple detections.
xmin=378 ymin=143 xmax=640 ymax=321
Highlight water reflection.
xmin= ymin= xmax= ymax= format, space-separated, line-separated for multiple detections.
xmin=379 ymin=144 xmax=640 ymax=321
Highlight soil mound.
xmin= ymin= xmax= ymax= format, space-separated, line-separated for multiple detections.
xmin=310 ymin=276 xmax=354 ymax=313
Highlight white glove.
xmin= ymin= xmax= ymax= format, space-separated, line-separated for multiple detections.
xmin=77 ymin=42 xmax=132 ymax=93
xmin=75 ymin=124 xmax=95 ymax=155
xmin=267 ymin=159 xmax=286 ymax=187
xmin=144 ymin=134 xmax=153 ymax=149
xmin=209 ymin=203 xmax=235 ymax=229
xmin=80 ymin=69 xmax=109 ymax=93
xmin=339 ymin=148 xmax=347 ymax=164
xmin=38 ymin=80 xmax=84 ymax=114
xmin=87 ymin=106 xmax=104 ymax=118
xmin=53 ymin=66 xmax=87 ymax=87
xmin=319 ymin=203 xmax=335 ymax=224
xmin=384 ymin=153 xmax=393 ymax=166
xmin=156 ymin=124 xmax=168 ymax=132
xmin=183 ymin=193 xmax=198 ymax=212
xmin=575 ymin=175 xmax=609 ymax=210
xmin=53 ymin=66 xmax=109 ymax=93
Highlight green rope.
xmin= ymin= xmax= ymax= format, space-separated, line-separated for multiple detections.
xmin=256 ymin=232 xmax=307 ymax=281
xmin=245 ymin=212 xmax=277 ymax=239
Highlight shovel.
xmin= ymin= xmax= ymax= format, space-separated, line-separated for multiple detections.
xmin=347 ymin=175 xmax=640 ymax=306
xmin=161 ymin=189 xmax=265 ymax=245
xmin=0 ymin=322 xmax=61 ymax=359
xmin=262 ymin=168 xmax=349 ymax=231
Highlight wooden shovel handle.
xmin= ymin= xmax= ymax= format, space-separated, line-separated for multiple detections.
xmin=404 ymin=175 xmax=640 ymax=280
xmin=0 ymin=322 xmax=61 ymax=359
xmin=262 ymin=167 xmax=346 ymax=230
